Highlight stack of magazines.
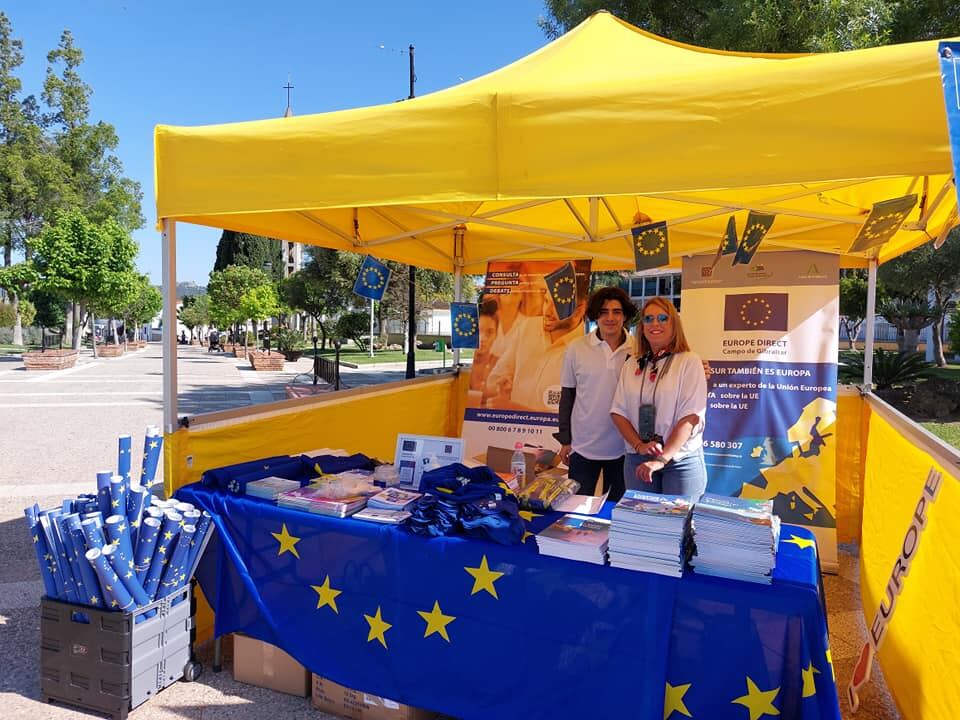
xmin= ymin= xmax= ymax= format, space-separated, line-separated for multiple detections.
xmin=276 ymin=485 xmax=370 ymax=517
xmin=245 ymin=477 xmax=303 ymax=501
xmin=690 ymin=493 xmax=780 ymax=584
xmin=608 ymin=490 xmax=692 ymax=577
xmin=535 ymin=514 xmax=610 ymax=565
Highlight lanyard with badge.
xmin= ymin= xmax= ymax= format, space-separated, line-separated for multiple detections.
xmin=635 ymin=351 xmax=673 ymax=443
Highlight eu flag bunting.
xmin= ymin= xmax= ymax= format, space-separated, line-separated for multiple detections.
xmin=847 ymin=195 xmax=917 ymax=253
xmin=733 ymin=212 xmax=775 ymax=266
xmin=450 ymin=303 xmax=479 ymax=349
xmin=353 ymin=255 xmax=391 ymax=301
xmin=544 ymin=262 xmax=578 ymax=320
xmin=711 ymin=216 xmax=739 ymax=269
xmin=632 ymin=221 xmax=670 ymax=271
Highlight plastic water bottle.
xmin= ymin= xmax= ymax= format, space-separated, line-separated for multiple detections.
xmin=510 ymin=442 xmax=526 ymax=489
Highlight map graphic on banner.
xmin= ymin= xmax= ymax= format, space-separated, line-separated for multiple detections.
xmin=682 ymin=252 xmax=839 ymax=569
xmin=461 ymin=259 xmax=592 ymax=464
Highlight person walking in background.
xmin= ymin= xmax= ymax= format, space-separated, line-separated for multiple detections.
xmin=555 ymin=287 xmax=637 ymax=502
xmin=611 ymin=297 xmax=708 ymax=498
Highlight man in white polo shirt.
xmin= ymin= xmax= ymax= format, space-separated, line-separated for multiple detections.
xmin=555 ymin=287 xmax=637 ymax=502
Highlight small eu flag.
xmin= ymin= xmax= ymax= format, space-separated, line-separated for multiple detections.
xmin=848 ymin=195 xmax=917 ymax=253
xmin=632 ymin=221 xmax=670 ymax=271
xmin=353 ymin=255 xmax=391 ymax=301
xmin=544 ymin=262 xmax=578 ymax=320
xmin=450 ymin=303 xmax=479 ymax=349
xmin=733 ymin=212 xmax=775 ymax=266
xmin=711 ymin=216 xmax=739 ymax=269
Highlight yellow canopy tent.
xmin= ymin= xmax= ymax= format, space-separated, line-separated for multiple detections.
xmin=155 ymin=11 xmax=957 ymax=275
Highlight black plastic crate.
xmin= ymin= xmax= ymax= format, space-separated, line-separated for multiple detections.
xmin=40 ymin=584 xmax=200 ymax=720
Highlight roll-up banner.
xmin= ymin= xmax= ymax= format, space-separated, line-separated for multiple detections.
xmin=682 ymin=251 xmax=840 ymax=571
xmin=461 ymin=259 xmax=592 ymax=464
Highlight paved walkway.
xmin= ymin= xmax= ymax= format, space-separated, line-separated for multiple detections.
xmin=0 ymin=343 xmax=898 ymax=719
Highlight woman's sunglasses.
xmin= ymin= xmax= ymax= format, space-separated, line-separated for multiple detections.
xmin=642 ymin=313 xmax=670 ymax=324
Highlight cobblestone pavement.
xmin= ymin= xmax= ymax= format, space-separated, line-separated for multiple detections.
xmin=0 ymin=343 xmax=899 ymax=719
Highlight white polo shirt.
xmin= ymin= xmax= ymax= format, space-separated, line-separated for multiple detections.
xmin=560 ymin=330 xmax=634 ymax=460
xmin=610 ymin=351 xmax=707 ymax=460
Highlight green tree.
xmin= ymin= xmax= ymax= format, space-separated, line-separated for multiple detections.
xmin=0 ymin=261 xmax=37 ymax=344
xmin=282 ymin=248 xmax=361 ymax=349
xmin=207 ymin=264 xmax=272 ymax=352
xmin=29 ymin=209 xmax=138 ymax=349
xmin=239 ymin=284 xmax=280 ymax=352
xmin=838 ymin=270 xmax=889 ymax=351
xmin=335 ymin=311 xmax=370 ymax=352
xmin=43 ymin=30 xmax=143 ymax=231
xmin=378 ymin=261 xmax=455 ymax=349
xmin=177 ymin=293 xmax=209 ymax=342
xmin=0 ymin=298 xmax=34 ymax=329
xmin=28 ymin=287 xmax=65 ymax=330
xmin=123 ymin=275 xmax=162 ymax=343
xmin=213 ymin=230 xmax=284 ymax=282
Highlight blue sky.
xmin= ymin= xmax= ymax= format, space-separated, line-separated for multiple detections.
xmin=5 ymin=0 xmax=551 ymax=284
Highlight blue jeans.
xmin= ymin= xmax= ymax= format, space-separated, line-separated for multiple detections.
xmin=623 ymin=447 xmax=707 ymax=499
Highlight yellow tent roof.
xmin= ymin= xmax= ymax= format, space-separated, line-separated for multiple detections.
xmin=154 ymin=11 xmax=958 ymax=273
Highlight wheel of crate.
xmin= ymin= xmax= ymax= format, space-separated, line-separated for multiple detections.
xmin=183 ymin=660 xmax=203 ymax=682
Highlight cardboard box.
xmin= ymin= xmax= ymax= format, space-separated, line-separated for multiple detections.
xmin=232 ymin=634 xmax=311 ymax=697
xmin=311 ymin=673 xmax=435 ymax=720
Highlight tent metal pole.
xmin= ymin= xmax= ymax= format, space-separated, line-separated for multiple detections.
xmin=863 ymin=257 xmax=878 ymax=388
xmin=161 ymin=219 xmax=179 ymax=433
xmin=452 ymin=225 xmax=465 ymax=366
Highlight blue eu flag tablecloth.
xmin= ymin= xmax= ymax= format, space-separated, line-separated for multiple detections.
xmin=177 ymin=483 xmax=840 ymax=720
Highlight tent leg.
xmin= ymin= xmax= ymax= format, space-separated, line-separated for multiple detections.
xmin=162 ymin=219 xmax=179 ymax=433
xmin=452 ymin=225 xmax=465 ymax=366
xmin=863 ymin=257 xmax=878 ymax=389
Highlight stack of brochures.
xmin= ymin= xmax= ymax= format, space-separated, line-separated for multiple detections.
xmin=276 ymin=485 xmax=370 ymax=518
xmin=690 ymin=493 xmax=780 ymax=584
xmin=244 ymin=476 xmax=303 ymax=501
xmin=353 ymin=507 xmax=412 ymax=524
xmin=535 ymin=514 xmax=610 ymax=565
xmin=367 ymin=487 xmax=422 ymax=511
xmin=607 ymin=490 xmax=692 ymax=577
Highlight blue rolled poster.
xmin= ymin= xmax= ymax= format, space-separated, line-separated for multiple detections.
xmin=86 ymin=547 xmax=135 ymax=612
xmin=142 ymin=512 xmax=181 ymax=600
xmin=45 ymin=510 xmax=80 ymax=603
xmin=158 ymin=524 xmax=195 ymax=600
xmin=108 ymin=476 xmax=126 ymax=517
xmin=24 ymin=505 xmax=58 ymax=599
xmin=64 ymin=514 xmax=104 ymax=608
xmin=183 ymin=510 xmax=213 ymax=580
xmin=126 ymin=482 xmax=149 ymax=547
xmin=59 ymin=513 xmax=92 ymax=604
xmin=134 ymin=517 xmax=162 ymax=584
xmin=140 ymin=426 xmax=163 ymax=491
xmin=81 ymin=516 xmax=106 ymax=550
xmin=103 ymin=542 xmax=151 ymax=620
xmin=95 ymin=471 xmax=113 ymax=518
xmin=118 ymin=434 xmax=133 ymax=487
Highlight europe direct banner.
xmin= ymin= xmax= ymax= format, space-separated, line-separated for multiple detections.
xmin=681 ymin=252 xmax=839 ymax=570
xmin=461 ymin=259 xmax=592 ymax=462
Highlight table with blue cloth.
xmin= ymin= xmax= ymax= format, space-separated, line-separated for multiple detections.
xmin=177 ymin=482 xmax=840 ymax=720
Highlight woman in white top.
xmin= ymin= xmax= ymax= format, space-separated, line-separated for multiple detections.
xmin=610 ymin=296 xmax=708 ymax=498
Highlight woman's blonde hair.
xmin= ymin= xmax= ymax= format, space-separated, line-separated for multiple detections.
xmin=637 ymin=296 xmax=691 ymax=356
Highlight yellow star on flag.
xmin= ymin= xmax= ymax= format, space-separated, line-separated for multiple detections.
xmin=311 ymin=576 xmax=342 ymax=613
xmin=149 ymin=440 xmax=159 ymax=449
xmin=801 ymin=662 xmax=819 ymax=698
xmin=731 ymin=677 xmax=780 ymax=720
xmin=164 ymin=531 xmax=174 ymax=541
xmin=518 ymin=510 xmax=542 ymax=522
xmin=271 ymin=523 xmax=301 ymax=559
xmin=32 ymin=534 xmax=38 ymax=544
xmin=117 ymin=523 xmax=126 ymax=533
xmin=664 ymin=682 xmax=692 ymax=719
xmin=90 ymin=596 xmax=99 ymax=605
xmin=364 ymin=606 xmax=392 ymax=648
xmin=465 ymin=555 xmax=504 ymax=599
xmin=783 ymin=535 xmax=816 ymax=551
xmin=521 ymin=531 xmax=534 ymax=543
xmin=111 ymin=499 xmax=120 ymax=509
xmin=417 ymin=601 xmax=456 ymax=642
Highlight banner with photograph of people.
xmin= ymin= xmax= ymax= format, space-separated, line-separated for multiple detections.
xmin=461 ymin=259 xmax=592 ymax=466
xmin=681 ymin=251 xmax=840 ymax=570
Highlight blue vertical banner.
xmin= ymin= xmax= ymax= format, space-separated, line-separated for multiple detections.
xmin=682 ymin=251 xmax=840 ymax=570
xmin=940 ymin=42 xmax=960 ymax=208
